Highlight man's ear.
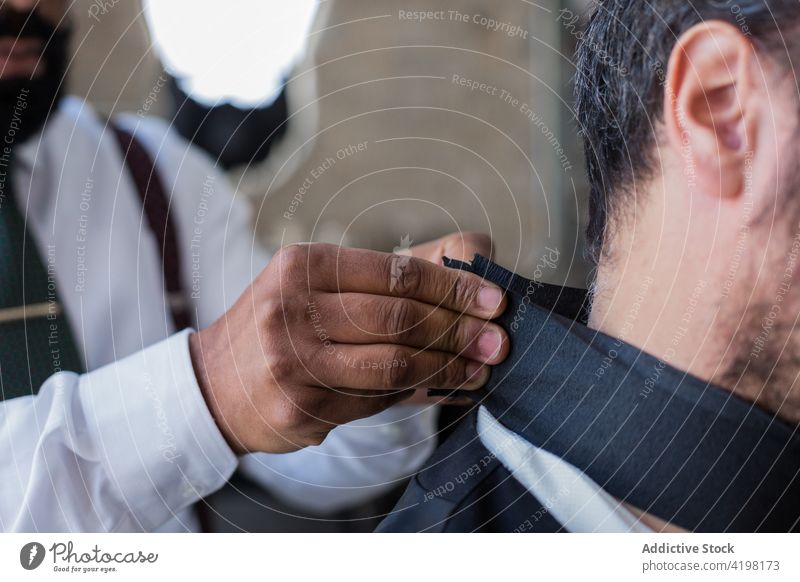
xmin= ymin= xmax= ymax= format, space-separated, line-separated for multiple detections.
xmin=664 ymin=21 xmax=760 ymax=200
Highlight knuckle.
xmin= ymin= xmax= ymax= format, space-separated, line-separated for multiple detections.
xmin=274 ymin=244 xmax=310 ymax=281
xmin=268 ymin=359 xmax=293 ymax=383
xmin=387 ymin=254 xmax=423 ymax=297
xmin=447 ymin=274 xmax=477 ymax=311
xmin=261 ymin=296 xmax=285 ymax=325
xmin=271 ymin=398 xmax=299 ymax=432
xmin=445 ymin=315 xmax=471 ymax=353
xmin=302 ymin=293 xmax=324 ymax=327
xmin=434 ymin=357 xmax=465 ymax=388
xmin=264 ymin=351 xmax=298 ymax=383
xmin=276 ymin=243 xmax=306 ymax=266
xmin=273 ymin=397 xmax=313 ymax=433
xmin=265 ymin=294 xmax=311 ymax=348
xmin=384 ymin=299 xmax=418 ymax=343
xmin=381 ymin=348 xmax=413 ymax=388
xmin=305 ymin=242 xmax=334 ymax=272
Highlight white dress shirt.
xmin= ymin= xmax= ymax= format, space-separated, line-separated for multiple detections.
xmin=0 ymin=97 xmax=436 ymax=532
xmin=477 ymin=406 xmax=652 ymax=532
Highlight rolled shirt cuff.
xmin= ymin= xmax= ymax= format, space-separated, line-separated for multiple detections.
xmin=79 ymin=329 xmax=237 ymax=531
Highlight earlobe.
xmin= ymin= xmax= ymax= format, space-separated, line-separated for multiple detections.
xmin=664 ymin=21 xmax=758 ymax=200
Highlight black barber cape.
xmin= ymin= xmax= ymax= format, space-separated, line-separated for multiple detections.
xmin=378 ymin=256 xmax=800 ymax=532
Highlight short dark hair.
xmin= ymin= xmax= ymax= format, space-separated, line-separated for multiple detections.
xmin=575 ymin=0 xmax=798 ymax=264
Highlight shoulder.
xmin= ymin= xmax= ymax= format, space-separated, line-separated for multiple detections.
xmin=31 ymin=96 xmax=107 ymax=152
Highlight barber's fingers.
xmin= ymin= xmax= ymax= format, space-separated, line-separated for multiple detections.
xmin=310 ymin=344 xmax=490 ymax=392
xmin=280 ymin=243 xmax=506 ymax=319
xmin=313 ymin=293 xmax=509 ymax=365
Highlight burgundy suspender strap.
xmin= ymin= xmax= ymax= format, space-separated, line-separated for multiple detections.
xmin=109 ymin=125 xmax=192 ymax=332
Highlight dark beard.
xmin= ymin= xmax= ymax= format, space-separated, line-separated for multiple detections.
xmin=0 ymin=8 xmax=69 ymax=147
xmin=719 ymin=169 xmax=800 ymax=424
xmin=721 ymin=305 xmax=800 ymax=423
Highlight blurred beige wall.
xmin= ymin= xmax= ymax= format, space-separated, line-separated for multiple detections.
xmin=67 ymin=0 xmax=167 ymax=118
xmin=243 ymin=0 xmax=589 ymax=284
xmin=64 ymin=0 xmax=590 ymax=283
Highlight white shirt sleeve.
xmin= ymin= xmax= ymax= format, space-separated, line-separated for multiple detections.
xmin=0 ymin=330 xmax=237 ymax=532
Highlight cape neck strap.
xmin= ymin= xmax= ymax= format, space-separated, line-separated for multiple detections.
xmin=444 ymin=255 xmax=800 ymax=532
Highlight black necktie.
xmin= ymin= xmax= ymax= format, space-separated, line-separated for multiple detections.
xmin=0 ymin=158 xmax=83 ymax=400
